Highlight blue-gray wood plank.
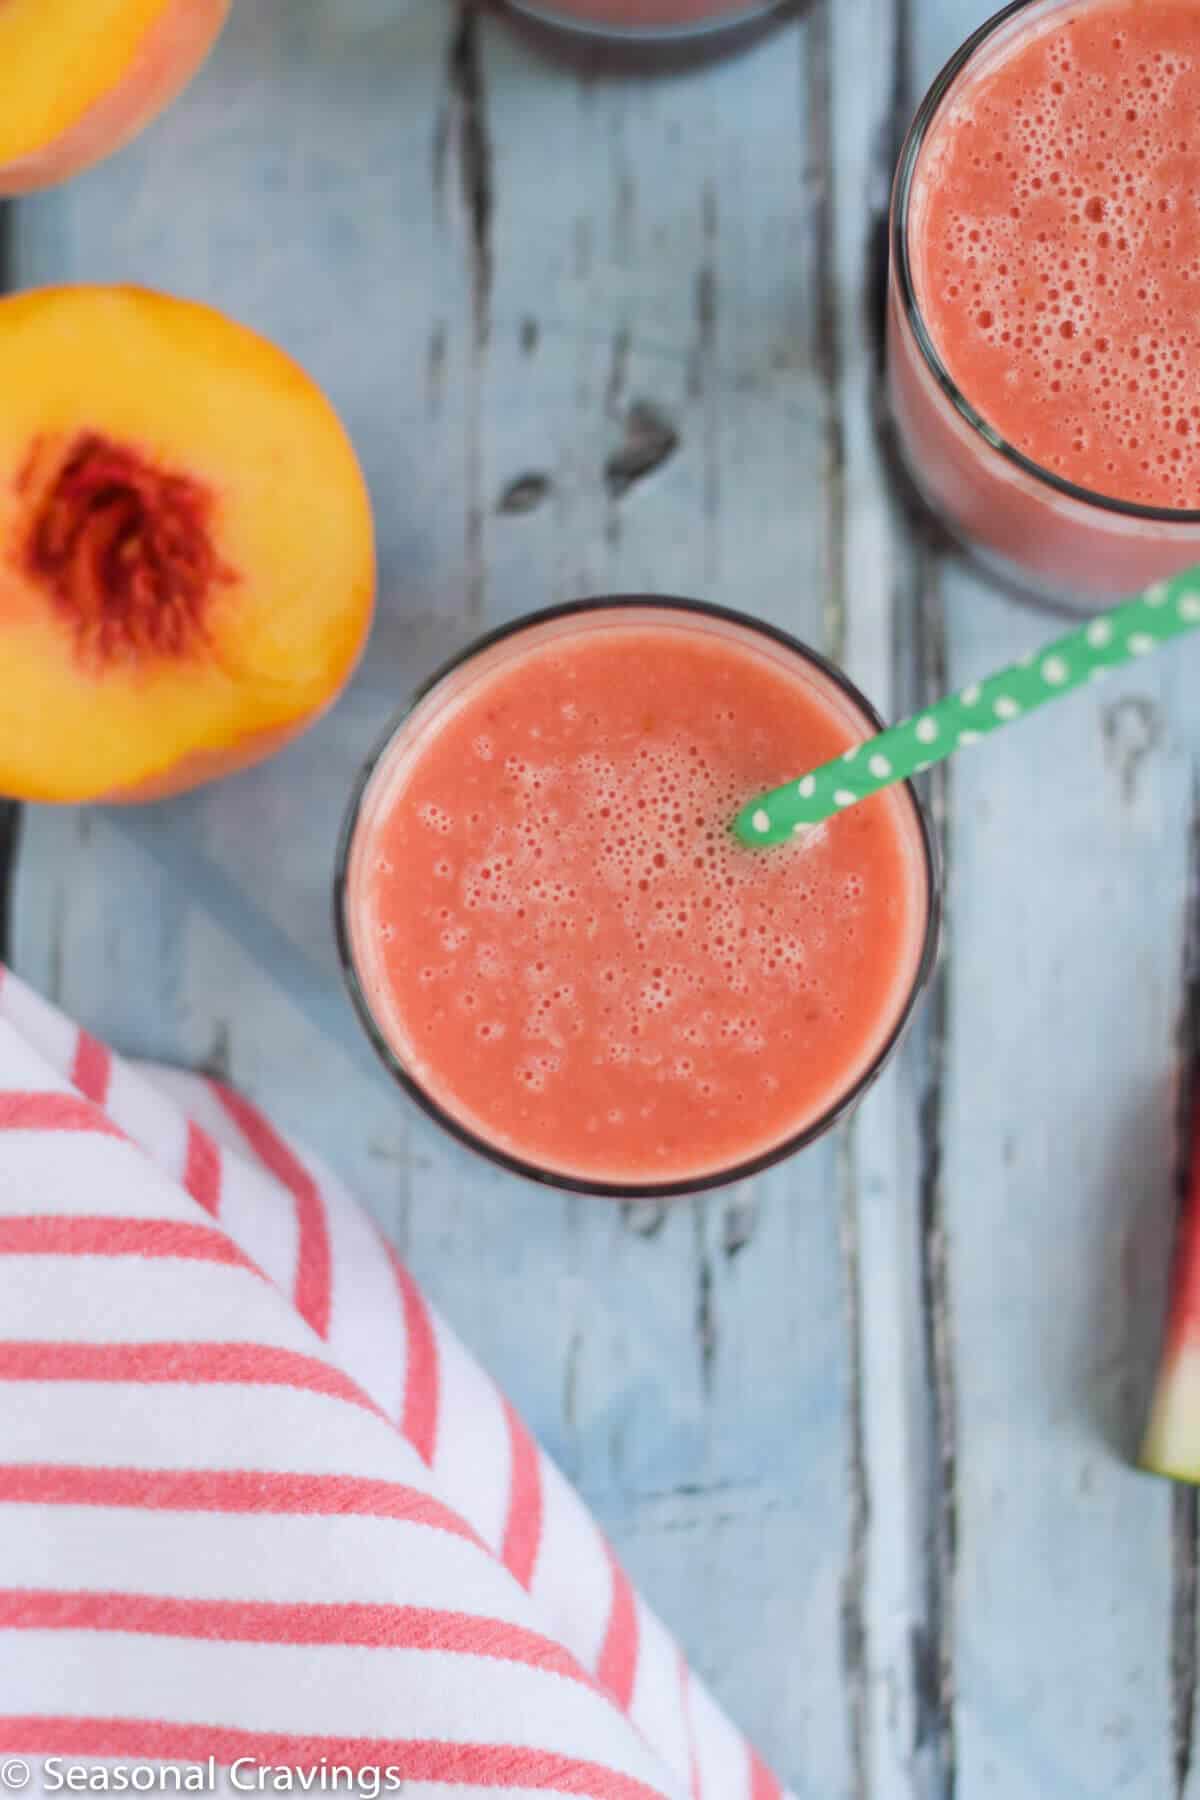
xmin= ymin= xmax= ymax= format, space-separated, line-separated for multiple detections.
xmin=909 ymin=6 xmax=1188 ymax=1799
xmin=6 ymin=2 xmax=1195 ymax=1796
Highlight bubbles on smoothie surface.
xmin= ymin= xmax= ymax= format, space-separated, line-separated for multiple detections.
xmin=916 ymin=3 xmax=1200 ymax=506
xmin=418 ymin=727 xmax=855 ymax=1100
xmin=370 ymin=632 xmax=899 ymax=1161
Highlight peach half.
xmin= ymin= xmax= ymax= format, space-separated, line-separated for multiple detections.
xmin=0 ymin=0 xmax=230 ymax=196
xmin=0 ymin=286 xmax=376 ymax=804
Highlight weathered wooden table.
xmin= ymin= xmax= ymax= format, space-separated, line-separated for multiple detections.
xmin=3 ymin=2 xmax=1195 ymax=1793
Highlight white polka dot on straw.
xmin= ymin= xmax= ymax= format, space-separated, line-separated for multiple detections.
xmin=1087 ymin=619 xmax=1113 ymax=648
xmin=834 ymin=790 xmax=856 ymax=808
xmin=1179 ymin=592 xmax=1200 ymax=623
xmin=961 ymin=683 xmax=982 ymax=707
xmin=959 ymin=730 xmax=981 ymax=747
xmin=993 ymin=696 xmax=1021 ymax=720
xmin=1145 ymin=583 xmax=1171 ymax=607
xmin=751 ymin=809 xmax=770 ymax=835
xmin=915 ymin=717 xmax=938 ymax=744
xmin=1128 ymin=633 xmax=1155 ymax=655
xmin=1041 ymin=656 xmax=1069 ymax=685
xmin=798 ymin=775 xmax=816 ymax=799
xmin=842 ymin=745 xmax=860 ymax=763
xmin=869 ymin=754 xmax=892 ymax=779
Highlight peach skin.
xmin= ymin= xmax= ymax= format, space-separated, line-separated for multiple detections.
xmin=0 ymin=0 xmax=231 ymax=196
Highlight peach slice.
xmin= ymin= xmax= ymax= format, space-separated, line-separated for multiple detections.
xmin=0 ymin=0 xmax=230 ymax=196
xmin=0 ymin=286 xmax=375 ymax=804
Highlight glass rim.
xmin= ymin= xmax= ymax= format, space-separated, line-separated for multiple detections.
xmin=504 ymin=0 xmax=783 ymax=40
xmin=334 ymin=595 xmax=942 ymax=1200
xmin=891 ymin=0 xmax=1200 ymax=529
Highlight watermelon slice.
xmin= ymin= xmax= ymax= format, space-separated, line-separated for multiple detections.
xmin=1143 ymin=1104 xmax=1200 ymax=1480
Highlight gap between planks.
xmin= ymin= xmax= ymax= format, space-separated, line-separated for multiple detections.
xmin=0 ymin=199 xmax=19 ymax=957
xmin=822 ymin=0 xmax=960 ymax=1788
xmin=438 ymin=1 xmax=494 ymax=622
xmin=1170 ymin=772 xmax=1200 ymax=1800
xmin=913 ymin=556 xmax=958 ymax=1800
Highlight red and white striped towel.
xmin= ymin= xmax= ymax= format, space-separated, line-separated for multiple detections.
xmin=0 ymin=966 xmax=792 ymax=1799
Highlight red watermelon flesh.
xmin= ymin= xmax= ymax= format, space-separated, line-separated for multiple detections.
xmin=1143 ymin=1104 xmax=1200 ymax=1481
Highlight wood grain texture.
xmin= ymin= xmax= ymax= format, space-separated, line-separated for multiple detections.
xmin=910 ymin=6 xmax=1188 ymax=1798
xmin=827 ymin=2 xmax=953 ymax=1794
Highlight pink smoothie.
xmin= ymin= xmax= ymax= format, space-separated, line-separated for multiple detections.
xmin=916 ymin=0 xmax=1200 ymax=506
xmin=890 ymin=0 xmax=1200 ymax=600
xmin=343 ymin=608 xmax=931 ymax=1189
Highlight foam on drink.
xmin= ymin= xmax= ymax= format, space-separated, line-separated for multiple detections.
xmin=911 ymin=0 xmax=1200 ymax=507
xmin=345 ymin=612 xmax=931 ymax=1187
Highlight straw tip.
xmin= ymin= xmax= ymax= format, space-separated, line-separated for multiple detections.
xmin=731 ymin=805 xmax=776 ymax=848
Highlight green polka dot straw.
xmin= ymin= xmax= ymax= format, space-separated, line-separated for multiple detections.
xmin=733 ymin=572 xmax=1200 ymax=848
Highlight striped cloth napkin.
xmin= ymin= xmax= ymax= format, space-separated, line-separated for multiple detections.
xmin=0 ymin=966 xmax=792 ymax=1800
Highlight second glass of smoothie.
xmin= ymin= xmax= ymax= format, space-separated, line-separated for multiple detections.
xmin=337 ymin=599 xmax=938 ymax=1198
xmin=889 ymin=0 xmax=1200 ymax=611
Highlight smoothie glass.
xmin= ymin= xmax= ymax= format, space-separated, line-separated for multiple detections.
xmin=888 ymin=0 xmax=1200 ymax=613
xmin=335 ymin=598 xmax=940 ymax=1199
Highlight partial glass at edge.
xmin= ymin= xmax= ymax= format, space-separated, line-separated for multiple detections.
xmin=334 ymin=597 xmax=941 ymax=1201
xmin=505 ymin=0 xmax=783 ymax=44
xmin=887 ymin=0 xmax=1200 ymax=616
